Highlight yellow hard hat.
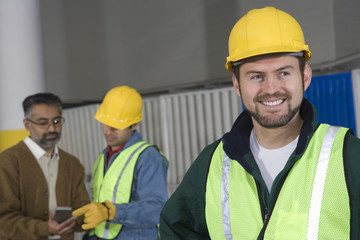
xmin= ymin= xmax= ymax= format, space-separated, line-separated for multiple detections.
xmin=225 ymin=6 xmax=312 ymax=72
xmin=95 ymin=86 xmax=143 ymax=129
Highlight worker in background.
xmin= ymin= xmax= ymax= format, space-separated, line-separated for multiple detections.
xmin=0 ymin=93 xmax=90 ymax=240
xmin=73 ymin=86 xmax=168 ymax=240
xmin=160 ymin=6 xmax=360 ymax=239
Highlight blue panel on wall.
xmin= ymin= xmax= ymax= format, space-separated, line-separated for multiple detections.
xmin=304 ymin=72 xmax=357 ymax=135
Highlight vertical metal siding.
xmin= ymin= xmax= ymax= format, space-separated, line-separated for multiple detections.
xmin=59 ymin=87 xmax=242 ymax=196
xmin=59 ymin=70 xmax=360 ymax=209
xmin=352 ymin=69 xmax=360 ymax=137
xmin=304 ymin=72 xmax=357 ymax=135
xmin=138 ymin=87 xmax=243 ymax=194
xmin=59 ymin=71 xmax=359 ymax=203
xmin=60 ymin=104 xmax=105 ymax=192
xmin=55 ymin=72 xmax=360 ymax=240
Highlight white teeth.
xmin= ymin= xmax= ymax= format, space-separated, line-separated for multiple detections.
xmin=262 ymin=99 xmax=283 ymax=106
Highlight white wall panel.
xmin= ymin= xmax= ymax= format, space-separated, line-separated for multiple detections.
xmin=59 ymin=86 xmax=242 ymax=197
xmin=59 ymin=104 xmax=105 ymax=189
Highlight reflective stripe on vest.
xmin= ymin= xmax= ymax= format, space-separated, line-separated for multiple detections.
xmin=307 ymin=126 xmax=339 ymax=239
xmin=205 ymin=124 xmax=350 ymax=239
xmin=206 ymin=140 xmax=263 ymax=239
xmin=91 ymin=141 xmax=151 ymax=239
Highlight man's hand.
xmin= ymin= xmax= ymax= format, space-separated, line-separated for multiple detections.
xmin=48 ymin=211 xmax=77 ymax=236
xmin=72 ymin=200 xmax=116 ymax=230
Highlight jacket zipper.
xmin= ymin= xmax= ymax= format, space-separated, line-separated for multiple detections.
xmin=257 ymin=168 xmax=292 ymax=239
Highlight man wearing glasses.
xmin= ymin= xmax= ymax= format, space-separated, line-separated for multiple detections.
xmin=0 ymin=93 xmax=90 ymax=240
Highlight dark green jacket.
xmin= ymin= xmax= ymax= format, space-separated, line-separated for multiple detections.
xmin=160 ymin=99 xmax=360 ymax=239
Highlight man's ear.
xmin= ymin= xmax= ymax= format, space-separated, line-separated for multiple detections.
xmin=23 ymin=118 xmax=30 ymax=131
xmin=130 ymin=123 xmax=138 ymax=131
xmin=303 ymin=64 xmax=312 ymax=91
xmin=232 ymin=74 xmax=241 ymax=97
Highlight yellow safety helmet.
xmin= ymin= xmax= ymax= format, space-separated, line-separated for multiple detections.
xmin=95 ymin=86 xmax=143 ymax=130
xmin=225 ymin=6 xmax=312 ymax=72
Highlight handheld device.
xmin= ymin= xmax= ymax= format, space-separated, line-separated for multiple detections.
xmin=55 ymin=206 xmax=73 ymax=223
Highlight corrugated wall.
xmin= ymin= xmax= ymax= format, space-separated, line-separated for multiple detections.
xmin=59 ymin=71 xmax=360 ymax=201
xmin=138 ymin=87 xmax=243 ymax=194
xmin=352 ymin=69 xmax=360 ymax=137
xmin=59 ymin=86 xmax=243 ymax=195
xmin=59 ymin=104 xmax=103 ymax=196
xmin=59 ymin=71 xmax=359 ymax=240
xmin=304 ymin=72 xmax=358 ymax=135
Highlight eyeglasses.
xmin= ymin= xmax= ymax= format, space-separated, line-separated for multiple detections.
xmin=26 ymin=117 xmax=65 ymax=129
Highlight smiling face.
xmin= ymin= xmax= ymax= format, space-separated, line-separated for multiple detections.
xmin=233 ymin=55 xmax=312 ymax=129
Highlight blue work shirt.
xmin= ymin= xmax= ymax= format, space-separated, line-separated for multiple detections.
xmin=89 ymin=130 xmax=168 ymax=240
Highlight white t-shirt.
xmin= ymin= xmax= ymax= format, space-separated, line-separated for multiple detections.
xmin=250 ymin=129 xmax=298 ymax=192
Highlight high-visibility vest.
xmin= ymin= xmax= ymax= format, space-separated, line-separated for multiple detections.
xmin=90 ymin=141 xmax=152 ymax=239
xmin=205 ymin=124 xmax=350 ymax=240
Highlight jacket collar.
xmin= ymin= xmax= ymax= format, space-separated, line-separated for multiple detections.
xmin=223 ymin=98 xmax=318 ymax=172
xmin=103 ymin=130 xmax=143 ymax=156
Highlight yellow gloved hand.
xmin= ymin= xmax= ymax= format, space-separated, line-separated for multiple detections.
xmin=72 ymin=200 xmax=116 ymax=230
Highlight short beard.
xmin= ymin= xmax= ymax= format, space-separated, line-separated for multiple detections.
xmin=31 ymin=130 xmax=61 ymax=149
xmin=246 ymin=99 xmax=302 ymax=128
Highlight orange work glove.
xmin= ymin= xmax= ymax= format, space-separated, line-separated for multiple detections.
xmin=72 ymin=200 xmax=116 ymax=230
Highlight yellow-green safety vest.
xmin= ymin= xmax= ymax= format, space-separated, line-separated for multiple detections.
xmin=205 ymin=124 xmax=350 ymax=240
xmin=90 ymin=141 xmax=152 ymax=239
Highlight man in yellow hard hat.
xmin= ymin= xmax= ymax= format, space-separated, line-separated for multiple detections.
xmin=160 ymin=6 xmax=360 ymax=239
xmin=73 ymin=86 xmax=168 ymax=240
